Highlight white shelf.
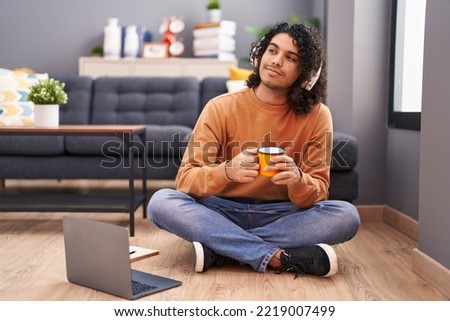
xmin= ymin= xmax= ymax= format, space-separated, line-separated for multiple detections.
xmin=79 ymin=57 xmax=237 ymax=79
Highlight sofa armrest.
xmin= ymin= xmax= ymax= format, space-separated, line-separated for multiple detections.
xmin=331 ymin=131 xmax=358 ymax=171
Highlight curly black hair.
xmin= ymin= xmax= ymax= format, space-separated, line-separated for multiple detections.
xmin=246 ymin=22 xmax=327 ymax=114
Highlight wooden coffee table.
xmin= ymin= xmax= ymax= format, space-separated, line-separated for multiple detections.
xmin=0 ymin=125 xmax=147 ymax=236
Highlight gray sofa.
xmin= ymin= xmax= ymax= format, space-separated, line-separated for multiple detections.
xmin=0 ymin=75 xmax=358 ymax=202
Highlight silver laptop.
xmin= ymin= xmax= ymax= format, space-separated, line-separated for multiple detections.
xmin=62 ymin=216 xmax=181 ymax=299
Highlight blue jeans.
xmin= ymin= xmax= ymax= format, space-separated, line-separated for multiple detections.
xmin=148 ymin=188 xmax=360 ymax=272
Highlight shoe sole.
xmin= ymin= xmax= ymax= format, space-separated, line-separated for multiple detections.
xmin=193 ymin=241 xmax=205 ymax=273
xmin=316 ymin=243 xmax=338 ymax=277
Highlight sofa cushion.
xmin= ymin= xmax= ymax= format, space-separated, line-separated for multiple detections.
xmin=52 ymin=75 xmax=93 ymax=125
xmin=90 ymin=77 xmax=199 ymax=128
xmin=64 ymin=124 xmax=191 ymax=157
xmin=226 ymin=80 xmax=247 ymax=92
xmin=0 ymin=135 xmax=64 ymax=155
xmin=228 ymin=66 xmax=252 ymax=80
xmin=145 ymin=124 xmax=191 ymax=156
xmin=200 ymin=77 xmax=228 ymax=109
xmin=0 ymin=68 xmax=48 ymax=126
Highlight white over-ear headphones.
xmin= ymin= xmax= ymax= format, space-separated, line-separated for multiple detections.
xmin=301 ymin=63 xmax=322 ymax=91
xmin=249 ymin=41 xmax=260 ymax=68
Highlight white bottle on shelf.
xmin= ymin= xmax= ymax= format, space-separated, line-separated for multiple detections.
xmin=103 ymin=17 xmax=121 ymax=59
xmin=124 ymin=25 xmax=139 ymax=58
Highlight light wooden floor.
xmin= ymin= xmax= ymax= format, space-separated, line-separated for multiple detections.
xmin=0 ymin=180 xmax=448 ymax=301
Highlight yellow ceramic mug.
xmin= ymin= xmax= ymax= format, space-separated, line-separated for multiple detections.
xmin=258 ymin=147 xmax=285 ymax=177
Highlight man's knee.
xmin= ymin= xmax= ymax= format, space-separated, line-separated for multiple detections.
xmin=323 ymin=200 xmax=361 ymax=235
xmin=336 ymin=201 xmax=361 ymax=238
xmin=147 ymin=188 xmax=175 ymax=222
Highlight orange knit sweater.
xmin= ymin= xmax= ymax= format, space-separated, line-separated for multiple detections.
xmin=175 ymin=87 xmax=333 ymax=208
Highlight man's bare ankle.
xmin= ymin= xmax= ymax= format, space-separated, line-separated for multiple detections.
xmin=268 ymin=249 xmax=283 ymax=268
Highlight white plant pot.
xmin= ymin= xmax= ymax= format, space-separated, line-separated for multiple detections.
xmin=33 ymin=104 xmax=59 ymax=127
xmin=208 ymin=9 xmax=222 ymax=22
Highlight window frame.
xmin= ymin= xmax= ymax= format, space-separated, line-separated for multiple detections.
xmin=388 ymin=0 xmax=422 ymax=131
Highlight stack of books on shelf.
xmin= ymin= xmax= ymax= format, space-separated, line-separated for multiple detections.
xmin=192 ymin=20 xmax=237 ymax=61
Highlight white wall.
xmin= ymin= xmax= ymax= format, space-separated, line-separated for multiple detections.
xmin=385 ymin=129 xmax=420 ymax=220
xmin=327 ymin=0 xmax=389 ymax=204
xmin=419 ymin=0 xmax=450 ymax=268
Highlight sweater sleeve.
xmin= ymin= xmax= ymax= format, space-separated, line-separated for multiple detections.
xmin=287 ymin=105 xmax=333 ymax=207
xmin=175 ymin=101 xmax=232 ymax=198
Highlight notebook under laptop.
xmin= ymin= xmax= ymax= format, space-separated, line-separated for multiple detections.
xmin=62 ymin=216 xmax=181 ymax=300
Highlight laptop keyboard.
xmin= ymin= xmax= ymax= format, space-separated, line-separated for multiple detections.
xmin=132 ymin=280 xmax=158 ymax=294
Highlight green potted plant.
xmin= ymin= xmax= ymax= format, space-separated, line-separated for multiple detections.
xmin=90 ymin=45 xmax=103 ymax=57
xmin=207 ymin=0 xmax=220 ymax=10
xmin=206 ymin=0 xmax=221 ymax=22
xmin=28 ymin=78 xmax=68 ymax=127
